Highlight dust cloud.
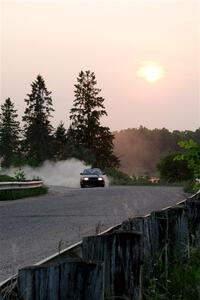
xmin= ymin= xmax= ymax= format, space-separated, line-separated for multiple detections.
xmin=6 ymin=159 xmax=110 ymax=188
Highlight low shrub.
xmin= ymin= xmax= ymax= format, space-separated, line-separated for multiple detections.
xmin=105 ymin=168 xmax=134 ymax=185
xmin=14 ymin=168 xmax=26 ymax=181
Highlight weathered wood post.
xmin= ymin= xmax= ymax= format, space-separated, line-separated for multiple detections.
xmin=167 ymin=205 xmax=189 ymax=258
xmin=125 ymin=206 xmax=189 ymax=256
xmin=122 ymin=205 xmax=189 ymax=292
xmin=122 ymin=213 xmax=167 ymax=278
xmin=18 ymin=259 xmax=104 ymax=300
xmin=82 ymin=231 xmax=142 ymax=300
xmin=186 ymin=196 xmax=200 ymax=249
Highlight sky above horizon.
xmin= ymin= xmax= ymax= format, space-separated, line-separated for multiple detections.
xmin=0 ymin=0 xmax=200 ymax=132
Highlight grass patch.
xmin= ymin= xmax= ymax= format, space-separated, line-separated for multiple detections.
xmin=0 ymin=186 xmax=48 ymax=201
xmin=0 ymin=174 xmax=17 ymax=182
xmin=144 ymin=249 xmax=200 ymax=300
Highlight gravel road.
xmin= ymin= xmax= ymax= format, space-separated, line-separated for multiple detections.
xmin=0 ymin=185 xmax=186 ymax=282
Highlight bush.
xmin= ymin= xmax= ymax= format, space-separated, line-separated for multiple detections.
xmin=157 ymin=153 xmax=193 ymax=183
xmin=14 ymin=168 xmax=26 ymax=181
xmin=105 ymin=168 xmax=134 ymax=185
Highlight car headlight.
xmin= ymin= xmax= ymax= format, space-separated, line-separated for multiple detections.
xmin=98 ymin=177 xmax=103 ymax=181
xmin=83 ymin=177 xmax=89 ymax=181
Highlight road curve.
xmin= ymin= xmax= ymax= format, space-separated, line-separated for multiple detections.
xmin=0 ymin=185 xmax=186 ymax=282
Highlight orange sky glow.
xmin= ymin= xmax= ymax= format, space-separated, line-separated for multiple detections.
xmin=0 ymin=0 xmax=199 ymax=131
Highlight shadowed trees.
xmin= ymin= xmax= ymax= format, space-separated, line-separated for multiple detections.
xmin=22 ymin=75 xmax=55 ymax=166
xmin=54 ymin=121 xmax=68 ymax=160
xmin=0 ymin=98 xmax=21 ymax=167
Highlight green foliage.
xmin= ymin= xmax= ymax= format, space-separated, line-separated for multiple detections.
xmin=22 ymin=75 xmax=55 ymax=165
xmin=106 ymin=167 xmax=190 ymax=186
xmin=67 ymin=70 xmax=119 ymax=169
xmin=174 ymin=139 xmax=200 ymax=192
xmin=14 ymin=168 xmax=26 ymax=181
xmin=175 ymin=139 xmax=200 ymax=179
xmin=106 ymin=168 xmax=134 ymax=185
xmin=106 ymin=168 xmax=157 ymax=185
xmin=157 ymin=153 xmax=193 ymax=183
xmin=0 ymin=186 xmax=48 ymax=201
xmin=183 ymin=181 xmax=200 ymax=193
xmin=144 ymin=249 xmax=200 ymax=300
xmin=0 ymin=98 xmax=21 ymax=168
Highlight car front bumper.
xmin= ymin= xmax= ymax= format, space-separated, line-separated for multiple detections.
xmin=80 ymin=178 xmax=105 ymax=187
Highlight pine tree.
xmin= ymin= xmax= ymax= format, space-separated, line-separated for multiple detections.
xmin=22 ymin=75 xmax=55 ymax=165
xmin=0 ymin=98 xmax=21 ymax=168
xmin=54 ymin=121 xmax=68 ymax=160
xmin=68 ymin=70 xmax=119 ymax=169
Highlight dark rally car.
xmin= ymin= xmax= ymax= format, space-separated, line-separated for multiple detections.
xmin=80 ymin=168 xmax=105 ymax=188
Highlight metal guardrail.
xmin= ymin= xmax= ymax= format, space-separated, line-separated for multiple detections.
xmin=0 ymin=181 xmax=43 ymax=191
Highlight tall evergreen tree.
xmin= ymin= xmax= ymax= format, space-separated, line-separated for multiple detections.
xmin=54 ymin=121 xmax=68 ymax=160
xmin=68 ymin=70 xmax=119 ymax=169
xmin=22 ymin=75 xmax=55 ymax=165
xmin=0 ymin=98 xmax=21 ymax=168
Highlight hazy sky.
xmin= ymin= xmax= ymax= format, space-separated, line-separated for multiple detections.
xmin=1 ymin=0 xmax=200 ymax=131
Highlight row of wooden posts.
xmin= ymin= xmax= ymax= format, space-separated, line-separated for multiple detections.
xmin=2 ymin=191 xmax=200 ymax=300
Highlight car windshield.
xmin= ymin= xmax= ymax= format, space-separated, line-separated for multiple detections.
xmin=83 ymin=169 xmax=102 ymax=175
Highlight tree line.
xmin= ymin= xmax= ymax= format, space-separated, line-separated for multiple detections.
xmin=0 ymin=71 xmax=119 ymax=170
xmin=114 ymin=126 xmax=200 ymax=176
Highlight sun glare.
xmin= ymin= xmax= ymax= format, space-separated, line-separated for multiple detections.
xmin=137 ymin=61 xmax=164 ymax=83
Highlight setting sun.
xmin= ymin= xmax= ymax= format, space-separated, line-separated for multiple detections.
xmin=137 ymin=61 xmax=165 ymax=83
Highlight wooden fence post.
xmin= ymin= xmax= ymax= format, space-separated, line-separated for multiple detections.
xmin=82 ymin=231 xmax=142 ymax=300
xmin=186 ymin=199 xmax=200 ymax=249
xmin=167 ymin=205 xmax=189 ymax=258
xmin=122 ymin=205 xmax=189 ymax=290
xmin=122 ymin=213 xmax=167 ymax=278
xmin=18 ymin=259 xmax=104 ymax=300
